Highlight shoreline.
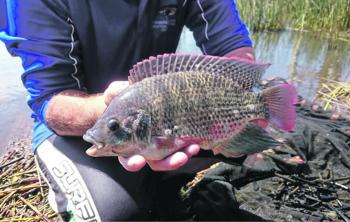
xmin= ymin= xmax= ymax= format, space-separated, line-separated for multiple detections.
xmin=0 ymin=116 xmax=32 ymax=156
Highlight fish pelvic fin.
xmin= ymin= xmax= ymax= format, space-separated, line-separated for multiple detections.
xmin=128 ymin=53 xmax=270 ymax=90
xmin=216 ymin=124 xmax=280 ymax=158
xmin=262 ymin=83 xmax=297 ymax=131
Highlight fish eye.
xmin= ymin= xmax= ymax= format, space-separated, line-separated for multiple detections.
xmin=107 ymin=119 xmax=119 ymax=131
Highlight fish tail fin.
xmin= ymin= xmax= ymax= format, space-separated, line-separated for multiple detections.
xmin=215 ymin=124 xmax=280 ymax=158
xmin=262 ymin=83 xmax=297 ymax=131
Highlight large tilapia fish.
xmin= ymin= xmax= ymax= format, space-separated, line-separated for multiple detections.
xmin=83 ymin=54 xmax=297 ymax=160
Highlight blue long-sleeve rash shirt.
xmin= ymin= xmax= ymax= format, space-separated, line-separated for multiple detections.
xmin=0 ymin=0 xmax=252 ymax=152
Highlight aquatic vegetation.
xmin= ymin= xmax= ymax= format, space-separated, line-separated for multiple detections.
xmin=0 ymin=144 xmax=58 ymax=221
xmin=236 ymin=0 xmax=350 ymax=37
xmin=316 ymin=79 xmax=350 ymax=117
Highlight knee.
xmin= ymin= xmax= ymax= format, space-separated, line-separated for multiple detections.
xmin=49 ymin=181 xmax=145 ymax=221
xmin=92 ymin=186 xmax=145 ymax=221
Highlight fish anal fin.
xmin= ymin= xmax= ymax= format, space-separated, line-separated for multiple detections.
xmin=217 ymin=124 xmax=280 ymax=158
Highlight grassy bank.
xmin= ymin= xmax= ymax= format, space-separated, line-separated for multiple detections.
xmin=236 ymin=0 xmax=350 ymax=37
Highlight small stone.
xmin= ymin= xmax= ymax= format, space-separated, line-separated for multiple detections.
xmin=345 ymin=129 xmax=350 ymax=136
xmin=286 ymin=155 xmax=305 ymax=165
xmin=324 ymin=211 xmax=337 ymax=220
xmin=330 ymin=113 xmax=339 ymax=120
xmin=312 ymin=104 xmax=319 ymax=111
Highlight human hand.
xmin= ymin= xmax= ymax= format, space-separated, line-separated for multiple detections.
xmin=103 ymin=81 xmax=130 ymax=105
xmin=102 ymin=81 xmax=201 ymax=172
xmin=224 ymin=47 xmax=255 ymax=61
xmin=118 ymin=144 xmax=200 ymax=172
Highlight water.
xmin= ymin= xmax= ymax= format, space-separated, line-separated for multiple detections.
xmin=0 ymin=30 xmax=349 ymax=154
xmin=177 ymin=29 xmax=350 ymax=100
xmin=0 ymin=43 xmax=31 ymax=152
xmin=253 ymin=31 xmax=350 ymax=99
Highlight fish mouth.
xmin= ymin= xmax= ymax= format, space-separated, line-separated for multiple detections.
xmin=83 ymin=133 xmax=104 ymax=149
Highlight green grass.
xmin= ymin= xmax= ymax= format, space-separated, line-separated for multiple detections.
xmin=236 ymin=0 xmax=350 ymax=37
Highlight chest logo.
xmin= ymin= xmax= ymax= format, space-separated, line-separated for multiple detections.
xmin=153 ymin=6 xmax=178 ymax=32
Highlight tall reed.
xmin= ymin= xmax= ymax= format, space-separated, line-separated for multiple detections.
xmin=236 ymin=0 xmax=350 ymax=36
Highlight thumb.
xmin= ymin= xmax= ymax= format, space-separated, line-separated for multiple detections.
xmin=104 ymin=81 xmax=129 ymax=105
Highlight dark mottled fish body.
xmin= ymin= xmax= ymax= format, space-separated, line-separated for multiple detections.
xmin=129 ymin=72 xmax=266 ymax=141
xmin=83 ymin=54 xmax=297 ymax=160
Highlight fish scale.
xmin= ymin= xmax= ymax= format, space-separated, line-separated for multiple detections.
xmin=131 ymin=71 xmax=267 ymax=142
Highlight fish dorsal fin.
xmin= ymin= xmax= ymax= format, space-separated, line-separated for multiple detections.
xmin=128 ymin=53 xmax=270 ymax=89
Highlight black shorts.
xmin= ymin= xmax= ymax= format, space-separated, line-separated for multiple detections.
xmin=35 ymin=135 xmax=222 ymax=221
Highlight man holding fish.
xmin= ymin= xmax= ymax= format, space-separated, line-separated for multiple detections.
xmin=0 ymin=0 xmax=296 ymax=220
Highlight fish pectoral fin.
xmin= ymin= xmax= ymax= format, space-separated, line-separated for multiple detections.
xmin=218 ymin=124 xmax=280 ymax=158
